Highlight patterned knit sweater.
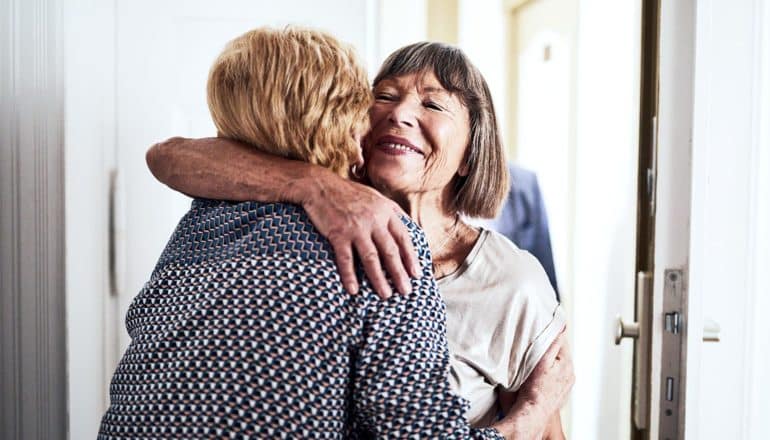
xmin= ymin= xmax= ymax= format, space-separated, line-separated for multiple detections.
xmin=98 ymin=199 xmax=502 ymax=439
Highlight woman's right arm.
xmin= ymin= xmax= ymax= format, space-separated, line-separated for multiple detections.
xmin=492 ymin=331 xmax=574 ymax=439
xmin=146 ymin=137 xmax=420 ymax=299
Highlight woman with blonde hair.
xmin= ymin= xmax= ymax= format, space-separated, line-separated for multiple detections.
xmin=99 ymin=27 xmax=557 ymax=439
xmin=147 ymin=39 xmax=573 ymax=438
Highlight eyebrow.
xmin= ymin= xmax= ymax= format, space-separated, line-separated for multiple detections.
xmin=421 ymin=86 xmax=450 ymax=95
xmin=375 ymin=80 xmax=448 ymax=94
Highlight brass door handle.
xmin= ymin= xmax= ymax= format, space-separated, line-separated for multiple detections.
xmin=615 ymin=317 xmax=640 ymax=345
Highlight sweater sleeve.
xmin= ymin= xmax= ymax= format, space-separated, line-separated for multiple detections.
xmin=351 ymin=222 xmax=504 ymax=439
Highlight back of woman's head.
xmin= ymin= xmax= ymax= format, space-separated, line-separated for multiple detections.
xmin=207 ymin=27 xmax=371 ymax=176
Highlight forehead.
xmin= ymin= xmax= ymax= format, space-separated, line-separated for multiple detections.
xmin=376 ymin=71 xmax=448 ymax=93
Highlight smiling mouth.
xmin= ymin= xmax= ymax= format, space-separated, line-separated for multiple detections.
xmin=379 ymin=142 xmax=422 ymax=154
xmin=375 ymin=136 xmax=424 ymax=155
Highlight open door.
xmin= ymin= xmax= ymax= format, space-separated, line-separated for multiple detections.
xmin=505 ymin=0 xmax=706 ymax=438
xmin=614 ymin=0 xmax=659 ymax=438
xmin=647 ymin=1 xmax=701 ymax=438
xmin=617 ymin=1 xmax=704 ymax=438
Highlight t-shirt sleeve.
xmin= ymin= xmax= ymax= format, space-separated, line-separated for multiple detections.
xmin=503 ymin=255 xmax=566 ymax=392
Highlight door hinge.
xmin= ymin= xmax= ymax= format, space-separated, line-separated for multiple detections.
xmin=647 ymin=116 xmax=658 ymax=216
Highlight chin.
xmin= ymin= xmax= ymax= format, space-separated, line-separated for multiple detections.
xmin=366 ymin=168 xmax=407 ymax=195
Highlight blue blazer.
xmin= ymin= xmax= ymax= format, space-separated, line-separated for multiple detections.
xmin=488 ymin=164 xmax=559 ymax=301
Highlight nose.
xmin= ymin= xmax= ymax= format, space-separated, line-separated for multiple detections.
xmin=387 ymin=100 xmax=416 ymax=128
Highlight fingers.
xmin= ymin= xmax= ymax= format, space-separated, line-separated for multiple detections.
xmin=329 ymin=232 xmax=395 ymax=299
xmin=545 ymin=327 xmax=569 ymax=366
xmin=354 ymin=237 xmax=393 ymax=299
xmin=373 ymin=227 xmax=412 ymax=296
xmin=388 ymin=216 xmax=421 ymax=278
xmin=330 ymin=238 xmax=359 ymax=295
xmin=303 ymin=181 xmax=419 ymax=300
xmin=521 ymin=329 xmax=574 ymax=412
xmin=537 ymin=331 xmax=565 ymax=370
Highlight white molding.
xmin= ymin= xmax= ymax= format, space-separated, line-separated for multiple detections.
xmin=745 ymin=0 xmax=770 ymax=437
xmin=1 ymin=0 xmax=67 ymax=438
xmin=63 ymin=0 xmax=118 ymax=438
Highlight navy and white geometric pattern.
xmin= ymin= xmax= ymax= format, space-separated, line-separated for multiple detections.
xmin=99 ymin=199 xmax=502 ymax=439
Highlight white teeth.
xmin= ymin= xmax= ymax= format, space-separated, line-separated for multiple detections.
xmin=383 ymin=142 xmax=415 ymax=152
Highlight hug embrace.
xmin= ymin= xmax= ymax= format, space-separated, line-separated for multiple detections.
xmin=98 ymin=26 xmax=573 ymax=439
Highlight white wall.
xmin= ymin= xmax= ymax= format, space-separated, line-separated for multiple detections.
xmin=688 ymin=0 xmax=770 ymax=438
xmin=457 ymin=0 xmax=507 ymax=141
xmin=63 ymin=1 xmax=117 ymax=438
xmin=375 ymin=0 xmax=427 ymax=71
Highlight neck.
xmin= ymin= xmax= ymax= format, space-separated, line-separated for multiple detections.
xmin=394 ymin=189 xmax=458 ymax=252
xmin=390 ymin=188 xmax=480 ymax=278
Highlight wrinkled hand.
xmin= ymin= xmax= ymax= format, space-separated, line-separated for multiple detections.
xmin=496 ymin=330 xmax=574 ymax=440
xmin=518 ymin=330 xmax=574 ymax=438
xmin=301 ymin=173 xmax=421 ymax=299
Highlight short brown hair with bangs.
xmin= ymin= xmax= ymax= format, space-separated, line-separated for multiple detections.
xmin=372 ymin=42 xmax=509 ymax=218
xmin=207 ymin=27 xmax=371 ymax=177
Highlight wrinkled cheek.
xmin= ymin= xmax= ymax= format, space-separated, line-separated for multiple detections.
xmin=421 ymin=155 xmax=458 ymax=190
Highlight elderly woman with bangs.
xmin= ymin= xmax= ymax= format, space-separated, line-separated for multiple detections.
xmin=146 ymin=41 xmax=573 ymax=438
xmin=99 ymin=27 xmax=550 ymax=439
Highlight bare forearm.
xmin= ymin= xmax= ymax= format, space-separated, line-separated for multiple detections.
xmin=146 ymin=136 xmax=326 ymax=204
xmin=492 ymin=331 xmax=574 ymax=439
xmin=491 ymin=401 xmax=546 ymax=440
xmin=543 ymin=413 xmax=565 ymax=440
xmin=145 ymin=136 xmax=420 ymax=298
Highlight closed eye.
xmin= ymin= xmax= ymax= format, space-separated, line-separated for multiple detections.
xmin=375 ymin=93 xmax=396 ymax=101
xmin=424 ymin=101 xmax=444 ymax=111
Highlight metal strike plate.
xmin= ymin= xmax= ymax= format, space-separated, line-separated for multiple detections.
xmin=634 ymin=272 xmax=652 ymax=430
xmin=659 ymin=269 xmax=686 ymax=440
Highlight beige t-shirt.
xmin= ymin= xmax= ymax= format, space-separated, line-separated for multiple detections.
xmin=439 ymin=228 xmax=566 ymax=427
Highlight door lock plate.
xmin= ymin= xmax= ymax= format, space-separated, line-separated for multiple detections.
xmin=659 ymin=269 xmax=686 ymax=439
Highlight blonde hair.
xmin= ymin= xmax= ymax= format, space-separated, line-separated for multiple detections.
xmin=207 ymin=27 xmax=371 ymax=176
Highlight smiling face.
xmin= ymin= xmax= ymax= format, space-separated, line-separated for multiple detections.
xmin=364 ymin=70 xmax=471 ymax=203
